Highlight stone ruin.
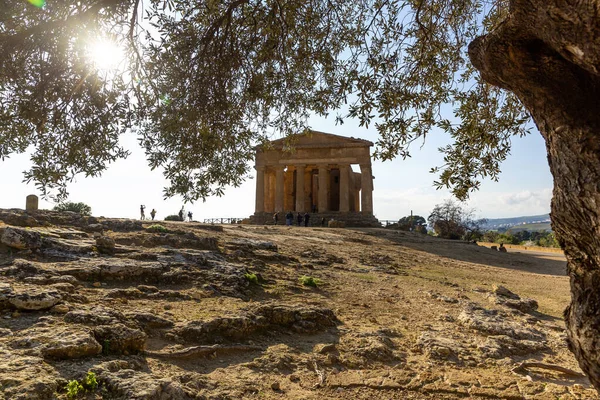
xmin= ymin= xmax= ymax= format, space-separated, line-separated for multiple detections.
xmin=250 ymin=130 xmax=380 ymax=227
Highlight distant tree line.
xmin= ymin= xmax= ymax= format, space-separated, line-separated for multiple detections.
xmin=482 ymin=230 xmax=560 ymax=248
xmin=421 ymin=199 xmax=559 ymax=248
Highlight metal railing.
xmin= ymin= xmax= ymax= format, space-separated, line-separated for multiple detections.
xmin=203 ymin=218 xmax=243 ymax=224
xmin=379 ymin=220 xmax=399 ymax=227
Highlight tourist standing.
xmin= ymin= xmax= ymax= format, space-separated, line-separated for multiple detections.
xmin=188 ymin=211 xmax=193 ymax=222
xmin=273 ymin=212 xmax=278 ymax=225
xmin=285 ymin=211 xmax=293 ymax=226
xmin=178 ymin=206 xmax=184 ymax=221
xmin=140 ymin=205 xmax=146 ymax=220
xmin=297 ymin=213 xmax=303 ymax=226
xmin=304 ymin=213 xmax=310 ymax=227
xmin=150 ymin=209 xmax=157 ymax=220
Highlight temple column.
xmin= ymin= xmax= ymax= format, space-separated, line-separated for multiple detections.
xmin=284 ymin=167 xmax=294 ymax=211
xmin=255 ymin=166 xmax=265 ymax=213
xmin=295 ymin=164 xmax=306 ymax=212
xmin=318 ymin=165 xmax=329 ymax=212
xmin=339 ymin=164 xmax=350 ymax=212
xmin=360 ymin=164 xmax=373 ymax=214
xmin=275 ymin=166 xmax=285 ymax=212
xmin=304 ymin=168 xmax=312 ymax=212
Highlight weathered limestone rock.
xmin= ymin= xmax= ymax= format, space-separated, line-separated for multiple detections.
xmin=417 ymin=332 xmax=469 ymax=362
xmin=0 ymin=227 xmax=42 ymax=250
xmin=96 ymin=236 xmax=116 ymax=254
xmin=457 ymin=304 xmax=544 ymax=341
xmin=339 ymin=330 xmax=399 ymax=366
xmin=113 ymin=232 xmax=218 ymax=251
xmin=176 ymin=305 xmax=337 ymax=343
xmin=489 ymin=285 xmax=538 ymax=312
xmin=94 ymin=367 xmax=191 ymax=400
xmin=0 ymin=347 xmax=59 ymax=399
xmin=41 ymin=329 xmax=102 ymax=359
xmin=125 ymin=312 xmax=174 ymax=330
xmin=0 ymin=211 xmax=40 ymax=227
xmin=25 ymin=195 xmax=38 ymax=211
xmin=8 ymin=288 xmax=61 ymax=311
xmin=478 ymin=335 xmax=549 ymax=359
xmin=492 ymin=285 xmax=519 ymax=299
xmin=93 ymin=323 xmax=147 ymax=354
xmin=227 ymin=238 xmax=278 ymax=252
xmin=64 ymin=307 xmax=125 ymax=326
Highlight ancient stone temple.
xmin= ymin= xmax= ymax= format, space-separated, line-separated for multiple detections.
xmin=250 ymin=130 xmax=380 ymax=227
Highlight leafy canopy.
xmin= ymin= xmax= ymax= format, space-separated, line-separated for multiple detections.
xmin=428 ymin=199 xmax=486 ymax=240
xmin=0 ymin=0 xmax=528 ymax=201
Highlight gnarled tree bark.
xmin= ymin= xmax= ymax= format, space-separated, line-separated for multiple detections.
xmin=469 ymin=0 xmax=600 ymax=389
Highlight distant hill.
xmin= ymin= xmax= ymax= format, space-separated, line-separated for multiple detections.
xmin=508 ymin=222 xmax=552 ymax=232
xmin=482 ymin=214 xmax=551 ymax=230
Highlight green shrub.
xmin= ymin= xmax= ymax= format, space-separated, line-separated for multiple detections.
xmin=83 ymin=371 xmax=98 ymax=391
xmin=146 ymin=224 xmax=168 ymax=233
xmin=53 ymin=201 xmax=92 ymax=216
xmin=244 ymin=273 xmax=259 ymax=284
xmin=164 ymin=214 xmax=182 ymax=221
xmin=65 ymin=380 xmax=84 ymax=399
xmin=299 ymin=276 xmax=322 ymax=287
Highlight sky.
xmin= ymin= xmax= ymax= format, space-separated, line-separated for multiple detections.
xmin=0 ymin=2 xmax=555 ymax=223
xmin=0 ymin=112 xmax=553 ymax=222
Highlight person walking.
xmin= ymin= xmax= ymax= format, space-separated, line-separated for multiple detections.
xmin=150 ymin=209 xmax=157 ymax=221
xmin=140 ymin=205 xmax=146 ymax=220
xmin=304 ymin=212 xmax=310 ymax=227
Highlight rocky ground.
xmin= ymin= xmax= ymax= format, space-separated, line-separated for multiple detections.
xmin=0 ymin=208 xmax=596 ymax=399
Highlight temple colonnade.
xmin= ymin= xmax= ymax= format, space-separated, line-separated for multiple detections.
xmin=254 ymin=131 xmax=374 ymax=215
xmin=254 ymin=163 xmax=373 ymax=214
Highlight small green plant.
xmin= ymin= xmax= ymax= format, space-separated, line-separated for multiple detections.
xmin=146 ymin=224 xmax=168 ymax=233
xmin=102 ymin=339 xmax=111 ymax=355
xmin=244 ymin=273 xmax=259 ymax=284
xmin=164 ymin=214 xmax=182 ymax=221
xmin=83 ymin=371 xmax=98 ymax=391
xmin=65 ymin=380 xmax=84 ymax=399
xmin=299 ymin=276 xmax=323 ymax=287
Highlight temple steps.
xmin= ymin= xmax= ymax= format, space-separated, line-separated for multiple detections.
xmin=249 ymin=211 xmax=380 ymax=228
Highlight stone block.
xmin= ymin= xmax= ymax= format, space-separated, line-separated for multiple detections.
xmin=25 ymin=195 xmax=38 ymax=211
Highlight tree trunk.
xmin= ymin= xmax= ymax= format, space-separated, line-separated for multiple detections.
xmin=468 ymin=0 xmax=600 ymax=389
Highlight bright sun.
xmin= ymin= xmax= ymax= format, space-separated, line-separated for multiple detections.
xmin=87 ymin=38 xmax=124 ymax=71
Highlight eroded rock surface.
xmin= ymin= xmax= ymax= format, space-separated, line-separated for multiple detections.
xmin=0 ymin=209 xmax=593 ymax=399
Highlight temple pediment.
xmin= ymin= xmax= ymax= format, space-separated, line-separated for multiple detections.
xmin=269 ymin=130 xmax=373 ymax=149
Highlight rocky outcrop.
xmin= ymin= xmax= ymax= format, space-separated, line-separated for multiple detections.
xmin=7 ymin=287 xmax=62 ymax=311
xmin=458 ymin=303 xmax=544 ymax=340
xmin=93 ymin=324 xmax=147 ymax=355
xmin=0 ymin=227 xmax=42 ymax=250
xmin=489 ymin=285 xmax=539 ymax=312
xmin=113 ymin=232 xmax=218 ymax=250
xmin=175 ymin=304 xmax=337 ymax=343
xmin=41 ymin=329 xmax=102 ymax=359
xmin=93 ymin=363 xmax=192 ymax=400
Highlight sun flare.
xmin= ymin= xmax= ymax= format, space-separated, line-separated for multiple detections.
xmin=87 ymin=38 xmax=124 ymax=72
